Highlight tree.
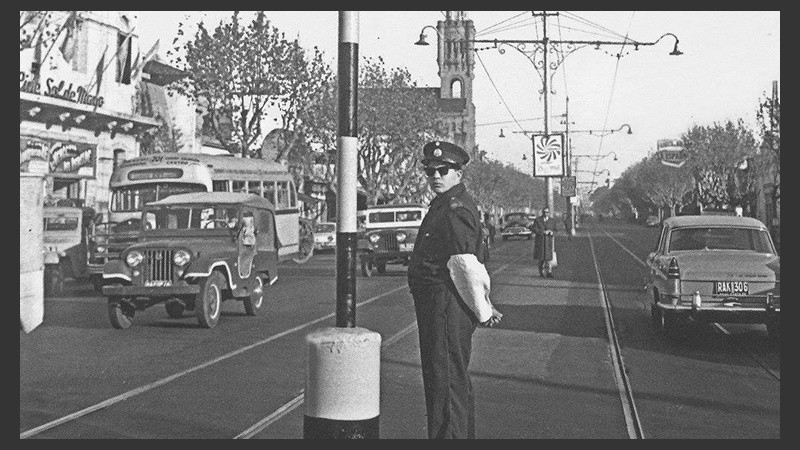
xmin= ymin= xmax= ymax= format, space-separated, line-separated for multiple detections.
xmin=682 ymin=120 xmax=757 ymax=210
xmin=168 ymin=12 xmax=330 ymax=159
xmin=302 ymin=56 xmax=440 ymax=205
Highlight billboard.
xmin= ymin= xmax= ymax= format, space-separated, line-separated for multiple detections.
xmin=532 ymin=133 xmax=565 ymax=177
xmin=20 ymin=138 xmax=96 ymax=178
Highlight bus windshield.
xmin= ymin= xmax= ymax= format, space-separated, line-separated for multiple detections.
xmin=111 ymin=183 xmax=206 ymax=212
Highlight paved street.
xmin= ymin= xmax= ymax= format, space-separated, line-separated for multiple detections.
xmin=19 ymin=219 xmax=780 ymax=439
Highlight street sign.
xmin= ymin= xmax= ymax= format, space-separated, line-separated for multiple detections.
xmin=532 ymin=133 xmax=565 ymax=177
xmin=560 ymin=176 xmax=576 ymax=197
xmin=656 ymin=138 xmax=688 ymax=167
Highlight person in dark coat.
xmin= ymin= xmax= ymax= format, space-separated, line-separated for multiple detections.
xmin=532 ymin=207 xmax=558 ymax=277
xmin=408 ymin=140 xmax=502 ymax=439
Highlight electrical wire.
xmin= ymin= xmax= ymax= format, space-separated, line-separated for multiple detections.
xmin=475 ymin=50 xmax=527 ymax=133
xmin=589 ymin=11 xmax=636 ymax=190
xmin=475 ymin=11 xmax=529 ymax=36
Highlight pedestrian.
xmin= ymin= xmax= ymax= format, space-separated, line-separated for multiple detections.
xmin=408 ymin=140 xmax=503 ymax=439
xmin=532 ymin=207 xmax=558 ymax=278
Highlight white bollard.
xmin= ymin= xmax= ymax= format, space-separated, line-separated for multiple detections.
xmin=304 ymin=326 xmax=381 ymax=439
xmin=20 ymin=171 xmax=46 ymax=333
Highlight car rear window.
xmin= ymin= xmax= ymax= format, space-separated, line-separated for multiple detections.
xmin=44 ymin=216 xmax=79 ymax=231
xmin=669 ymin=227 xmax=774 ymax=253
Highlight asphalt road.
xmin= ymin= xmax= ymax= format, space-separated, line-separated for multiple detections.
xmin=19 ymin=219 xmax=780 ymax=439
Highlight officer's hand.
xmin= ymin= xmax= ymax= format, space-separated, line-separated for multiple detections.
xmin=481 ymin=306 xmax=503 ymax=328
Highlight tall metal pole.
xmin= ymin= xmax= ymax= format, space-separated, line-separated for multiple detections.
xmin=541 ymin=12 xmax=553 ymax=213
xmin=565 ymin=96 xmax=575 ymax=235
xmin=335 ymin=12 xmax=359 ymax=328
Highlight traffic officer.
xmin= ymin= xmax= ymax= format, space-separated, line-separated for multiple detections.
xmin=408 ymin=140 xmax=503 ymax=439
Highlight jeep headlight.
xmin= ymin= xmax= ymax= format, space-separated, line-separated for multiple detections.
xmin=95 ymin=246 xmax=107 ymax=254
xmin=125 ymin=250 xmax=143 ymax=267
xmin=395 ymin=231 xmax=407 ymax=242
xmin=173 ymin=249 xmax=191 ymax=267
xmin=369 ymin=234 xmax=381 ymax=243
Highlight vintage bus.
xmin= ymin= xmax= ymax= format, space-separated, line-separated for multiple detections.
xmin=87 ymin=153 xmax=314 ymax=284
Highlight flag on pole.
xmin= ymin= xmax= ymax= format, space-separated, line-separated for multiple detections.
xmin=95 ymin=46 xmax=107 ymax=98
xmin=132 ymin=39 xmax=159 ymax=80
xmin=58 ymin=11 xmax=78 ymax=63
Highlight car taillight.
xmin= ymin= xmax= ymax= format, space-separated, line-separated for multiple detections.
xmin=667 ymin=257 xmax=680 ymax=279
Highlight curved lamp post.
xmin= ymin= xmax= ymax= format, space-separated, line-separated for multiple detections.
xmin=573 ymin=151 xmax=619 ymax=161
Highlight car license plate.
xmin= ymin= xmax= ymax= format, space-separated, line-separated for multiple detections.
xmin=713 ymin=281 xmax=748 ymax=295
xmin=400 ymin=243 xmax=414 ymax=251
xmin=145 ymin=280 xmax=172 ymax=287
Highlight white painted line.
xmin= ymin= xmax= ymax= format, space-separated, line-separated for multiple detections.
xmin=20 ymin=284 xmax=408 ymax=439
xmin=588 ymin=232 xmax=643 ymax=439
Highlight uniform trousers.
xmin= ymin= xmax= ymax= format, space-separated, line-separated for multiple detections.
xmin=410 ymin=281 xmax=477 ymax=439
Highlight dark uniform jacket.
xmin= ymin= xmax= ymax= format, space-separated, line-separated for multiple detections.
xmin=408 ymin=183 xmax=485 ymax=286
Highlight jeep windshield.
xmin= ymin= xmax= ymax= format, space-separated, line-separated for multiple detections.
xmin=144 ymin=206 xmax=239 ymax=231
xmin=368 ymin=210 xmax=423 ymax=223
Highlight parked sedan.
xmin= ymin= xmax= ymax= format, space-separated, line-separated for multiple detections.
xmin=313 ymin=222 xmax=337 ymax=252
xmin=646 ymin=215 xmax=780 ymax=340
xmin=500 ymin=224 xmax=532 ymax=240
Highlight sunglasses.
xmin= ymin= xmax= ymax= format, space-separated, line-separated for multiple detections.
xmin=424 ymin=165 xmax=459 ymax=177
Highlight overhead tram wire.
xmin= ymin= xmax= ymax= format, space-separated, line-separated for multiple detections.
xmin=590 ymin=11 xmax=636 ymax=190
xmin=560 ymin=11 xmax=638 ymax=43
xmin=475 ymin=11 xmax=529 ymax=36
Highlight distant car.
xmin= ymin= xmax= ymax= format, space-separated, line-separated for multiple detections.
xmin=500 ymin=224 xmax=532 ymax=240
xmin=646 ymin=215 xmax=780 ymax=340
xmin=357 ymin=204 xmax=426 ymax=277
xmin=102 ymin=193 xmax=280 ymax=329
xmin=501 ymin=212 xmax=534 ymax=240
xmin=645 ymin=215 xmax=660 ymax=227
xmin=313 ymin=222 xmax=337 ymax=251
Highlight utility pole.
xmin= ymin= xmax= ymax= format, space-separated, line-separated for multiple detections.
xmin=564 ymin=95 xmax=574 ymax=235
xmin=466 ymin=12 xmax=681 ymax=213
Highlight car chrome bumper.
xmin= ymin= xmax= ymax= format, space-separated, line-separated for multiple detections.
xmin=102 ymin=284 xmax=201 ymax=297
xmin=657 ymin=292 xmax=780 ymax=320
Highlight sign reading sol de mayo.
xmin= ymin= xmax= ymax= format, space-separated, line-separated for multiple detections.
xmin=532 ymin=133 xmax=565 ymax=177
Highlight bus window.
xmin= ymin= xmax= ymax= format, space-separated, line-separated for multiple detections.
xmin=212 ymin=180 xmax=229 ymax=192
xmin=263 ymin=181 xmax=276 ymax=204
xmin=289 ymin=181 xmax=297 ymax=207
xmin=277 ymin=181 xmax=290 ymax=208
xmin=232 ymin=181 xmax=246 ymax=193
xmin=248 ymin=181 xmax=262 ymax=196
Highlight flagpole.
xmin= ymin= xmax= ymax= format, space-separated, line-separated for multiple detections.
xmin=86 ymin=25 xmax=136 ymax=93
xmin=39 ymin=11 xmax=74 ymax=68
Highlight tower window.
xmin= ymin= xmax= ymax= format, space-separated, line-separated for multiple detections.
xmin=451 ymin=79 xmax=463 ymax=98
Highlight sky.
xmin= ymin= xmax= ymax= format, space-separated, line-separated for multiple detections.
xmin=134 ymin=10 xmax=780 ymax=194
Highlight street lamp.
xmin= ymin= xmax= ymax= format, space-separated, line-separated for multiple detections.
xmin=414 ymin=25 xmax=440 ymax=46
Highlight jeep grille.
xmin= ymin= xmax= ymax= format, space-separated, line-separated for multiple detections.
xmin=376 ymin=231 xmax=399 ymax=252
xmin=145 ymin=250 xmax=174 ymax=282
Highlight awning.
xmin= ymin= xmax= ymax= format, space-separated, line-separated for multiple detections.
xmin=20 ymin=91 xmax=161 ymax=138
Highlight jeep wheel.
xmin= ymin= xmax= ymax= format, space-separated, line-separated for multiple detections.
xmin=361 ymin=258 xmax=374 ymax=277
xmin=196 ymin=271 xmax=224 ymax=328
xmin=108 ymin=299 xmax=134 ymax=329
xmin=244 ymin=275 xmax=264 ymax=316
xmin=165 ymin=299 xmax=185 ymax=318
xmin=44 ymin=265 xmax=64 ymax=297
xmin=376 ymin=261 xmax=386 ymax=274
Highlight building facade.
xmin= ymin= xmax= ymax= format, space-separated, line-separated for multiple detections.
xmin=20 ymin=11 xmax=161 ymax=214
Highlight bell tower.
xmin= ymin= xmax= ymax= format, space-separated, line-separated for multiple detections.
xmin=435 ymin=11 xmax=477 ymax=155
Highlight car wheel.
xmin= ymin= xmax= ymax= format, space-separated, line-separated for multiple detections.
xmin=243 ymin=275 xmax=264 ymax=316
xmin=196 ymin=271 xmax=224 ymax=328
xmin=165 ymin=299 xmax=185 ymax=318
xmin=361 ymin=257 xmax=374 ymax=277
xmin=376 ymin=261 xmax=386 ymax=274
xmin=44 ymin=265 xmax=64 ymax=297
xmin=661 ymin=311 xmax=686 ymax=339
xmin=767 ymin=319 xmax=780 ymax=341
xmin=108 ymin=298 xmax=134 ymax=329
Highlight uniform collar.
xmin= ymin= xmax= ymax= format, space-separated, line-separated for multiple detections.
xmin=431 ymin=183 xmax=466 ymax=207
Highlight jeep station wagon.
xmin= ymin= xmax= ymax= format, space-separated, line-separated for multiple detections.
xmin=102 ymin=193 xmax=280 ymax=329
xmin=357 ymin=204 xmax=427 ymax=277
